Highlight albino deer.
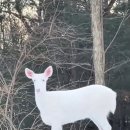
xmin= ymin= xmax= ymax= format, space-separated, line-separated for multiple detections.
xmin=25 ymin=66 xmax=117 ymax=130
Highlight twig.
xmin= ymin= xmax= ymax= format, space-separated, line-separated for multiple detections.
xmin=105 ymin=11 xmax=128 ymax=53
xmin=105 ymin=59 xmax=130 ymax=73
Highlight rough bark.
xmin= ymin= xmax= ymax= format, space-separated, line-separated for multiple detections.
xmin=91 ymin=0 xmax=105 ymax=85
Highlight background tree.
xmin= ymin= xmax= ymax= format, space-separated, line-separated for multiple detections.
xmin=91 ymin=0 xmax=105 ymax=85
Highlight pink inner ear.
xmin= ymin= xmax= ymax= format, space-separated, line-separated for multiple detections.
xmin=27 ymin=71 xmax=33 ymax=77
xmin=46 ymin=69 xmax=51 ymax=77
xmin=45 ymin=67 xmax=52 ymax=77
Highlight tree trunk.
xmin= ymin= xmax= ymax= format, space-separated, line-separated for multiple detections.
xmin=37 ymin=0 xmax=43 ymax=23
xmin=128 ymin=0 xmax=130 ymax=13
xmin=91 ymin=0 xmax=105 ymax=85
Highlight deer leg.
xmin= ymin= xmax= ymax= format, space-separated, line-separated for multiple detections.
xmin=99 ymin=118 xmax=112 ymax=130
xmin=91 ymin=117 xmax=112 ymax=130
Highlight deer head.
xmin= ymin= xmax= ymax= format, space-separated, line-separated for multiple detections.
xmin=25 ymin=66 xmax=53 ymax=93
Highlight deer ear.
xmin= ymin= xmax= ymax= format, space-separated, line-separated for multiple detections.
xmin=44 ymin=66 xmax=53 ymax=78
xmin=25 ymin=68 xmax=34 ymax=79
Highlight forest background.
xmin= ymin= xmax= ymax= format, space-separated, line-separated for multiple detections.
xmin=0 ymin=0 xmax=130 ymax=130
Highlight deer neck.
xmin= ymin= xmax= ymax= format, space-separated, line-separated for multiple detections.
xmin=34 ymin=82 xmax=48 ymax=110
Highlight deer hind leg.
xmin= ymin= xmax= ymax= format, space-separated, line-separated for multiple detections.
xmin=91 ymin=117 xmax=112 ymax=130
xmin=51 ymin=124 xmax=62 ymax=130
xmin=99 ymin=118 xmax=112 ymax=130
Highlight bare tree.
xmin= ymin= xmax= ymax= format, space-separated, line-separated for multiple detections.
xmin=91 ymin=0 xmax=105 ymax=85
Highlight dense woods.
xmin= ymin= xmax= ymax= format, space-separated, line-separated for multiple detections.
xmin=0 ymin=0 xmax=130 ymax=130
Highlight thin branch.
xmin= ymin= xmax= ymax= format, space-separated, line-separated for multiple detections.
xmin=105 ymin=59 xmax=130 ymax=73
xmin=105 ymin=12 xmax=127 ymax=53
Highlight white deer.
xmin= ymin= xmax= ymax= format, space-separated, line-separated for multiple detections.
xmin=25 ymin=66 xmax=117 ymax=130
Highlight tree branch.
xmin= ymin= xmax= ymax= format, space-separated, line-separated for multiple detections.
xmin=3 ymin=10 xmax=38 ymax=33
xmin=104 ymin=0 xmax=117 ymax=16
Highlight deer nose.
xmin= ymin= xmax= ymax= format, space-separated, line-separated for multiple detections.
xmin=36 ymin=89 xmax=40 ymax=93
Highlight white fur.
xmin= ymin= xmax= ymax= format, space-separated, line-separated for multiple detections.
xmin=25 ymin=66 xmax=117 ymax=130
